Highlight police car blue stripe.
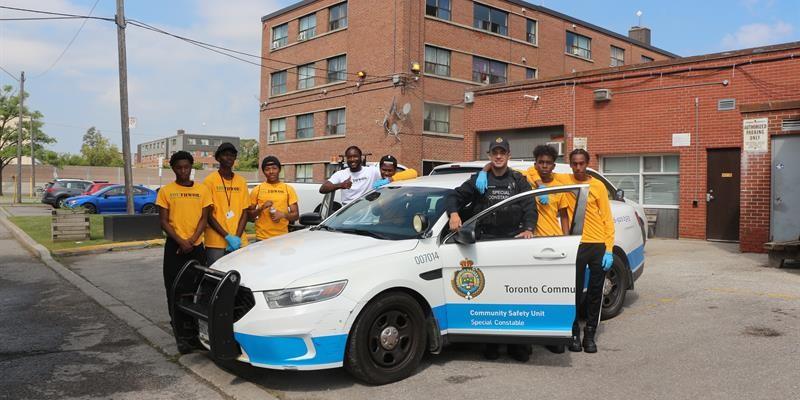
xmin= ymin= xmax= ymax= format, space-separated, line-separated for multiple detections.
xmin=628 ymin=244 xmax=645 ymax=271
xmin=433 ymin=303 xmax=575 ymax=332
xmin=234 ymin=333 xmax=347 ymax=366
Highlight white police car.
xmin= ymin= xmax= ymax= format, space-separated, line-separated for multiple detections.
xmin=171 ymin=169 xmax=645 ymax=385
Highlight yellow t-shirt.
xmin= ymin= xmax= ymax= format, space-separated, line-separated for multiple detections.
xmin=203 ymin=171 xmax=251 ymax=249
xmin=535 ymin=191 xmax=570 ymax=237
xmin=524 ymin=168 xmax=614 ymax=250
xmin=155 ymin=182 xmax=212 ymax=245
xmin=249 ymin=182 xmax=298 ymax=240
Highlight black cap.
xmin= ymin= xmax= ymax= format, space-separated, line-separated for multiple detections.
xmin=261 ymin=155 xmax=281 ymax=170
xmin=379 ymin=154 xmax=398 ymax=167
xmin=488 ymin=136 xmax=510 ymax=152
xmin=214 ymin=142 xmax=238 ymax=159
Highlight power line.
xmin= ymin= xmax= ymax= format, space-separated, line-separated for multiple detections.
xmin=0 ymin=65 xmax=19 ymax=81
xmin=0 ymin=5 xmax=113 ymax=21
xmin=0 ymin=16 xmax=91 ymax=21
xmin=30 ymin=0 xmax=102 ymax=79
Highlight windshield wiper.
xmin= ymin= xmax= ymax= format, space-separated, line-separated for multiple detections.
xmin=335 ymin=228 xmax=391 ymax=240
xmin=312 ymin=225 xmax=337 ymax=232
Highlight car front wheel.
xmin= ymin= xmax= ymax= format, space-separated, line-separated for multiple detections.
xmin=142 ymin=203 xmax=157 ymax=214
xmin=83 ymin=203 xmax=97 ymax=214
xmin=345 ymin=292 xmax=426 ymax=385
xmin=55 ymin=196 xmax=68 ymax=209
xmin=600 ymin=254 xmax=627 ymax=321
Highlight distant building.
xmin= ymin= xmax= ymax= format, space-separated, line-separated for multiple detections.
xmin=136 ymin=130 xmax=240 ymax=169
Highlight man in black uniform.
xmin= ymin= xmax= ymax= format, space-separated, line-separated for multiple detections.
xmin=445 ymin=137 xmax=538 ymax=362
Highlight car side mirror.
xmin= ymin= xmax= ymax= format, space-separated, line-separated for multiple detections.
xmin=412 ymin=213 xmax=428 ymax=234
xmin=614 ymin=189 xmax=625 ymax=201
xmin=454 ymin=224 xmax=476 ymax=245
xmin=299 ymin=212 xmax=322 ymax=227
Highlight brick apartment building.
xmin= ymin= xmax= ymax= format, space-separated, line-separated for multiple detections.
xmin=259 ymin=0 xmax=676 ymax=181
xmin=136 ymin=130 xmax=240 ymax=169
xmin=463 ymin=42 xmax=800 ymax=252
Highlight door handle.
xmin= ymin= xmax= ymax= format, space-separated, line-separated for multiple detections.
xmin=534 ymin=252 xmax=567 ymax=260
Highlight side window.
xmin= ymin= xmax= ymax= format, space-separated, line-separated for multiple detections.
xmin=470 ymin=192 xmax=536 ymax=242
xmin=134 ymin=187 xmax=147 ymax=195
xmin=105 ymin=187 xmax=124 ymax=196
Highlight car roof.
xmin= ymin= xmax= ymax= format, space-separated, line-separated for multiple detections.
xmin=431 ymin=161 xmax=581 ymax=174
xmin=388 ymin=173 xmax=474 ymax=189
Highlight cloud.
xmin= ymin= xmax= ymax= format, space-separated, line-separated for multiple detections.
xmin=721 ymin=21 xmax=794 ymax=50
xmin=1 ymin=0 xmax=289 ymax=152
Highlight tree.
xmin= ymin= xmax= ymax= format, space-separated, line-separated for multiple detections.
xmin=80 ymin=126 xmax=123 ymax=167
xmin=238 ymin=138 xmax=259 ymax=170
xmin=0 ymin=85 xmax=56 ymax=195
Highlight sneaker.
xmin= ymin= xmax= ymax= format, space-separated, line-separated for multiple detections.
xmin=508 ymin=344 xmax=531 ymax=362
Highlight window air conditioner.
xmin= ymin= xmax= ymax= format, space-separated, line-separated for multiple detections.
xmin=297 ymin=31 xmax=308 ymax=41
xmin=593 ymin=89 xmax=612 ymax=101
xmin=271 ymin=42 xmax=280 ymax=50
xmin=546 ymin=141 xmax=564 ymax=156
xmin=269 ymin=134 xmax=277 ymax=143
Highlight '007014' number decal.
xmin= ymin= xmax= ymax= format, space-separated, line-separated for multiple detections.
xmin=414 ymin=252 xmax=440 ymax=265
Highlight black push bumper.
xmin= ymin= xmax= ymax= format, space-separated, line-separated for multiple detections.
xmin=170 ymin=260 xmax=255 ymax=360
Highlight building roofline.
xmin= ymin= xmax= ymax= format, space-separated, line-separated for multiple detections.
xmin=260 ymin=0 xmax=678 ymax=57
xmin=472 ymin=41 xmax=800 ymax=94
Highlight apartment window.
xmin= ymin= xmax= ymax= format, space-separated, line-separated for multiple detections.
xmin=269 ymin=118 xmax=286 ymax=142
xmin=298 ymin=14 xmax=316 ymax=40
xmin=296 ymin=164 xmax=313 ymax=183
xmin=271 ymin=70 xmax=287 ymax=95
xmin=326 ymin=163 xmax=339 ymax=178
xmin=296 ymin=113 xmax=314 ymax=139
xmin=425 ymin=0 xmax=451 ymax=20
xmin=424 ymin=103 xmax=450 ymax=134
xmin=271 ymin=23 xmax=288 ymax=49
xmin=424 ymin=46 xmax=451 ymax=77
xmin=326 ymin=109 xmax=346 ymax=135
xmin=297 ymin=63 xmax=315 ymax=90
xmin=566 ymin=31 xmax=592 ymax=59
xmin=187 ymin=138 xmax=196 ymax=145
xmin=602 ymin=155 xmax=679 ymax=206
xmin=641 ymin=55 xmax=654 ymax=63
xmin=526 ymin=19 xmax=537 ymax=44
xmin=327 ymin=55 xmax=346 ymax=82
xmin=472 ymin=56 xmax=507 ymax=84
xmin=171 ymin=138 xmax=176 ymax=145
xmin=611 ymin=46 xmax=625 ymax=67
xmin=526 ymin=68 xmax=537 ymax=79
xmin=329 ymin=2 xmax=347 ymax=31
xmin=474 ymin=3 xmax=508 ymax=36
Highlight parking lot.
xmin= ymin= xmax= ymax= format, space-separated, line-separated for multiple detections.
xmin=58 ymin=238 xmax=799 ymax=400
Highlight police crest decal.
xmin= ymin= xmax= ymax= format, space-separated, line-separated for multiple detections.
xmin=451 ymin=259 xmax=485 ymax=300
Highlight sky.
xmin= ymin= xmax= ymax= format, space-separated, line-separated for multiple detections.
xmin=0 ymin=0 xmax=797 ymax=154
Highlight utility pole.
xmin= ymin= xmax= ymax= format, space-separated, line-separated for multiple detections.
xmin=115 ymin=0 xmax=134 ymax=214
xmin=15 ymin=71 xmax=24 ymax=204
xmin=30 ymin=114 xmax=35 ymax=198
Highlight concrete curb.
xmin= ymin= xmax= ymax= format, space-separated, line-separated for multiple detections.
xmin=52 ymin=239 xmax=166 ymax=257
xmin=0 ymin=209 xmax=277 ymax=400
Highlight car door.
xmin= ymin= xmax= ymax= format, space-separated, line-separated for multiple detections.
xmin=99 ymin=187 xmax=125 ymax=213
xmin=437 ymin=184 xmax=589 ymax=343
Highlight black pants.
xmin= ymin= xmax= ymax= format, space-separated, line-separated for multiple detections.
xmin=163 ymin=237 xmax=206 ymax=323
xmin=573 ymin=243 xmax=606 ymax=331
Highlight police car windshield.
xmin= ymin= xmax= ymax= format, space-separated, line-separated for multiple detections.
xmin=320 ymin=186 xmax=451 ymax=240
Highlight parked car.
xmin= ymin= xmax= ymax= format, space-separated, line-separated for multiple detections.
xmin=64 ymin=184 xmax=158 ymax=214
xmin=83 ymin=181 xmax=114 ymax=195
xmin=170 ymin=171 xmax=646 ymax=384
xmin=41 ymin=179 xmax=94 ymax=208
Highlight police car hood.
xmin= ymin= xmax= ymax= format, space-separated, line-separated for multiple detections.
xmin=209 ymin=229 xmax=417 ymax=291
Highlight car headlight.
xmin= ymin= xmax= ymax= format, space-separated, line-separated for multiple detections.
xmin=263 ymin=280 xmax=347 ymax=309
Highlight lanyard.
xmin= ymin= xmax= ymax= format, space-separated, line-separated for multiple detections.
xmin=219 ymin=172 xmax=234 ymax=209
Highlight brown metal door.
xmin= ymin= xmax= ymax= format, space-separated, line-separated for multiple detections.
xmin=706 ymin=149 xmax=741 ymax=241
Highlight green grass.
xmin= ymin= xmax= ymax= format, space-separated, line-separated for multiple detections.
xmin=8 ymin=215 xmax=112 ymax=251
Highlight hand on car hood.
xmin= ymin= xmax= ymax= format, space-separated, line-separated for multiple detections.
xmin=209 ymin=229 xmax=418 ymax=291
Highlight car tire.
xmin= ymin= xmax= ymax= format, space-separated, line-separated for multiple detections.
xmin=345 ymin=292 xmax=427 ymax=385
xmin=142 ymin=203 xmax=157 ymax=214
xmin=55 ymin=196 xmax=68 ymax=209
xmin=83 ymin=203 xmax=97 ymax=214
xmin=600 ymin=254 xmax=627 ymax=321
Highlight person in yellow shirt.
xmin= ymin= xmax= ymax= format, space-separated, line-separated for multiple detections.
xmin=156 ymin=150 xmax=212 ymax=354
xmin=524 ymin=149 xmax=615 ymax=354
xmin=248 ymin=156 xmax=299 ymax=241
xmin=204 ymin=142 xmax=251 ymax=265
xmin=531 ymin=145 xmax=570 ymax=237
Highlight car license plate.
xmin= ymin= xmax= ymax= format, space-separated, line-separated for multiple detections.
xmin=198 ymin=320 xmax=209 ymax=342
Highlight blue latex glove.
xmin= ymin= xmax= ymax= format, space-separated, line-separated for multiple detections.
xmin=602 ymin=251 xmax=614 ymax=271
xmin=475 ymin=171 xmax=488 ymax=194
xmin=538 ymin=183 xmax=549 ymax=205
xmin=372 ymin=178 xmax=390 ymax=190
xmin=225 ymin=234 xmax=242 ymax=252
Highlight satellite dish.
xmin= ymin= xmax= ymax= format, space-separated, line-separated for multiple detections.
xmin=401 ymin=103 xmax=412 ymax=115
xmin=391 ymin=123 xmax=400 ymax=135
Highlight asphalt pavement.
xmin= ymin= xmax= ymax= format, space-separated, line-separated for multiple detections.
xmin=61 ymin=238 xmax=800 ymax=400
xmin=0 ymin=221 xmax=227 ymax=400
